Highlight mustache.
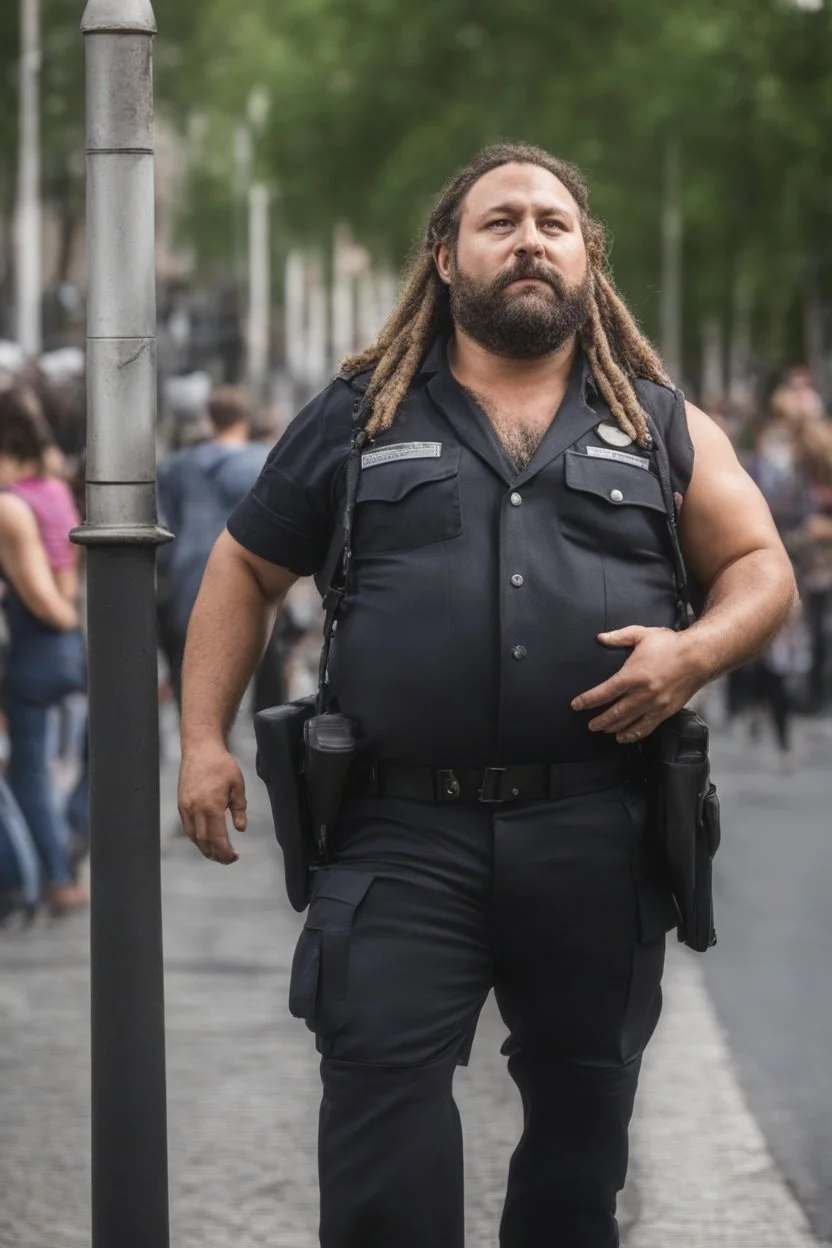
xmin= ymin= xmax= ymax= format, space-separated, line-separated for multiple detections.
xmin=494 ymin=260 xmax=566 ymax=295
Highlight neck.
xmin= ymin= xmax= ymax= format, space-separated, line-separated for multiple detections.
xmin=11 ymin=460 xmax=41 ymax=485
xmin=212 ymin=425 xmax=249 ymax=446
xmin=447 ymin=328 xmax=578 ymax=398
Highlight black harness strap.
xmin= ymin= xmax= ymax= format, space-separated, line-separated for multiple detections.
xmin=315 ymin=398 xmax=369 ymax=713
xmin=644 ymin=405 xmax=694 ymax=631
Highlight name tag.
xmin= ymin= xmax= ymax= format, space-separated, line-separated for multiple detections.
xmin=361 ymin=442 xmax=442 ymax=469
xmin=586 ymin=446 xmax=650 ymax=471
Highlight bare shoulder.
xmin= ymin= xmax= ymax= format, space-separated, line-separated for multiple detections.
xmin=684 ymin=401 xmax=738 ymax=460
xmin=0 ymin=492 xmax=38 ymax=534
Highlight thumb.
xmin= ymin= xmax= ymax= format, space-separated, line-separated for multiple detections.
xmin=229 ymin=772 xmax=248 ymax=832
xmin=597 ymin=626 xmax=648 ymax=648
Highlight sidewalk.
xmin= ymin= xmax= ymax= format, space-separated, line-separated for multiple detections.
xmin=0 ymin=719 xmax=822 ymax=1247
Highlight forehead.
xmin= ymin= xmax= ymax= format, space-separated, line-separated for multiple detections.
xmin=461 ymin=163 xmax=580 ymax=222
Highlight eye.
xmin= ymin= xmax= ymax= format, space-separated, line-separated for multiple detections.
xmin=487 ymin=218 xmax=513 ymax=229
xmin=543 ymin=219 xmax=566 ymax=231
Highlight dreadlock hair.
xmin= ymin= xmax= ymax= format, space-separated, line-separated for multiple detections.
xmin=342 ymin=142 xmax=670 ymax=447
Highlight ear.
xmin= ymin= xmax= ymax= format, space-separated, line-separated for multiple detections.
xmin=433 ymin=242 xmax=453 ymax=285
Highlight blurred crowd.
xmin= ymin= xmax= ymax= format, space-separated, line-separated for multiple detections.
xmin=713 ymin=367 xmax=832 ymax=766
xmin=0 ymin=351 xmax=318 ymax=928
xmin=0 ymin=349 xmax=831 ymax=926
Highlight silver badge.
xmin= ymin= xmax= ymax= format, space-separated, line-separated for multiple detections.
xmin=595 ymin=421 xmax=634 ymax=448
xmin=586 ymin=446 xmax=649 ymax=471
xmin=361 ymin=442 xmax=442 ymax=469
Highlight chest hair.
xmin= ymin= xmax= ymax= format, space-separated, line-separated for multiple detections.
xmin=465 ymin=387 xmax=555 ymax=470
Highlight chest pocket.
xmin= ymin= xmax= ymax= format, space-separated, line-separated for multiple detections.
xmin=562 ymin=449 xmax=667 ymax=555
xmin=353 ymin=445 xmax=463 ymax=554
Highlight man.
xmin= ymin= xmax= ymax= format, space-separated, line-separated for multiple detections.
xmin=178 ymin=144 xmax=795 ymax=1247
xmin=157 ymin=385 xmax=268 ymax=704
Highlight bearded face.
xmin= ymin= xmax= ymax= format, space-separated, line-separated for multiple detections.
xmin=448 ymin=255 xmax=593 ymax=359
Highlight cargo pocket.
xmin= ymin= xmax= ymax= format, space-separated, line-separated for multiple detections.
xmin=287 ymin=869 xmax=374 ymax=1037
xmin=619 ymin=782 xmax=680 ymax=941
xmin=619 ymin=782 xmax=676 ymax=1060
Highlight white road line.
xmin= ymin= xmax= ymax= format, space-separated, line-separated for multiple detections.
xmin=627 ymin=943 xmax=819 ymax=1247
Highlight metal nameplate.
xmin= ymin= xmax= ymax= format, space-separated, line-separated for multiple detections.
xmin=361 ymin=442 xmax=442 ymax=469
xmin=586 ymin=446 xmax=650 ymax=471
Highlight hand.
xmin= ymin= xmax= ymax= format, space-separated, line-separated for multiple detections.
xmin=571 ymin=626 xmax=709 ymax=744
xmin=178 ymin=740 xmax=248 ymax=865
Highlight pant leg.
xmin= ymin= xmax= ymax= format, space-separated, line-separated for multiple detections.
xmin=0 ymin=776 xmax=40 ymax=906
xmin=805 ymin=590 xmax=829 ymax=710
xmin=758 ymin=667 xmax=791 ymax=752
xmin=492 ymin=782 xmax=675 ymax=1248
xmin=6 ymin=696 xmax=72 ymax=886
xmin=288 ymin=797 xmax=494 ymax=1248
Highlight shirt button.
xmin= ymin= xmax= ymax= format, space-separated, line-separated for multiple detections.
xmin=610 ymin=488 xmax=624 ymax=503
xmin=511 ymin=573 xmax=525 ymax=588
xmin=510 ymin=491 xmax=523 ymax=507
xmin=512 ymin=645 xmax=527 ymax=660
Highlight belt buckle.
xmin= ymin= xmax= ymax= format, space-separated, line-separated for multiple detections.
xmin=478 ymin=766 xmax=507 ymax=803
xmin=437 ymin=769 xmax=461 ymax=801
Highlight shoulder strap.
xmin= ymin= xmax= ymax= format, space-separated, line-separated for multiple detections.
xmin=644 ymin=405 xmax=694 ymax=630
xmin=315 ymin=397 xmax=369 ymax=712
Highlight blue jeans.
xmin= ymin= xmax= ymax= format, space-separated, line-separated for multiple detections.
xmin=4 ymin=600 xmax=87 ymax=888
xmin=0 ymin=776 xmax=39 ymax=906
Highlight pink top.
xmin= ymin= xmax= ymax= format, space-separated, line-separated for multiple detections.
xmin=12 ymin=477 xmax=81 ymax=572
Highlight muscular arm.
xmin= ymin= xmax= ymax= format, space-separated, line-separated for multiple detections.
xmin=676 ymin=402 xmax=796 ymax=676
xmin=181 ymin=530 xmax=298 ymax=746
xmin=0 ymin=495 xmax=79 ymax=630
xmin=178 ymin=529 xmax=299 ymax=863
xmin=572 ymin=402 xmax=797 ymax=741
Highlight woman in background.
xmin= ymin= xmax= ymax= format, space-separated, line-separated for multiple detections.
xmin=0 ymin=387 xmax=87 ymax=914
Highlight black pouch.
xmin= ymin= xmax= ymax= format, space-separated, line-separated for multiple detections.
xmin=650 ymin=708 xmax=720 ymax=952
xmin=254 ymin=697 xmax=316 ymax=912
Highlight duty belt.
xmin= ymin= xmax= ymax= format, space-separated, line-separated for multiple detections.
xmin=357 ymin=755 xmax=634 ymax=804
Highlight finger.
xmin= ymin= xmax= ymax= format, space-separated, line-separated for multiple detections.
xmin=179 ymin=797 xmax=197 ymax=845
xmin=192 ymin=809 xmax=212 ymax=858
xmin=229 ymin=773 xmax=248 ymax=833
xmin=615 ymin=715 xmax=657 ymax=745
xmin=200 ymin=808 xmax=239 ymax=865
xmin=572 ymin=673 xmax=629 ymax=712
xmin=596 ymin=626 xmax=648 ymax=648
xmin=588 ymin=698 xmax=644 ymax=734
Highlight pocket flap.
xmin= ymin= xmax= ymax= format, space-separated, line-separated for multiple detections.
xmin=357 ymin=446 xmax=461 ymax=503
xmin=288 ymin=927 xmax=321 ymax=1021
xmin=565 ymin=450 xmax=665 ymax=514
xmin=313 ymin=868 xmax=375 ymax=908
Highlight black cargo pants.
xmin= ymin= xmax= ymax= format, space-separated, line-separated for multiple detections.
xmin=288 ymin=780 xmax=676 ymax=1248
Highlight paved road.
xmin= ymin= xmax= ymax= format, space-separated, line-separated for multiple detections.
xmin=0 ymin=705 xmax=826 ymax=1246
xmin=702 ymin=709 xmax=832 ymax=1245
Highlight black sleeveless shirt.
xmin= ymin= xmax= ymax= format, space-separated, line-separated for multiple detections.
xmin=228 ymin=337 xmax=694 ymax=766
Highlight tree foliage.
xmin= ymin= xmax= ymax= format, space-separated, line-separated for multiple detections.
xmin=2 ymin=0 xmax=832 ymax=382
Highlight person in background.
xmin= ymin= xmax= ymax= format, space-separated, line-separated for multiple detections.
xmin=157 ymin=386 xmax=269 ymax=705
xmin=0 ymin=386 xmax=87 ymax=914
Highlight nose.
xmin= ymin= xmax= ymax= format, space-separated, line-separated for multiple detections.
xmin=513 ymin=219 xmax=545 ymax=257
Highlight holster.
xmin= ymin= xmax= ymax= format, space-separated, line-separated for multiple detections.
xmin=254 ymin=698 xmax=317 ymax=912
xmin=646 ymin=707 xmax=721 ymax=952
xmin=253 ymin=703 xmax=360 ymax=913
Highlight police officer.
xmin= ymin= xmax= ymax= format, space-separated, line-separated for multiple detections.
xmin=178 ymin=143 xmax=795 ymax=1247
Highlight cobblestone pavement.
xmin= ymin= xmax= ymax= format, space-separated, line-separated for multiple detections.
xmin=0 ymin=714 xmax=821 ymax=1247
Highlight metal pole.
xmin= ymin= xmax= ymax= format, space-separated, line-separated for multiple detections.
xmin=331 ymin=222 xmax=354 ymax=372
xmin=247 ymin=182 xmax=271 ymax=402
xmin=74 ymin=5 xmax=171 ymax=1247
xmin=660 ymin=133 xmax=683 ymax=383
xmin=15 ymin=0 xmax=42 ymax=356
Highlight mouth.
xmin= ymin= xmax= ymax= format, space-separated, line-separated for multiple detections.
xmin=506 ymin=277 xmax=552 ymax=290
